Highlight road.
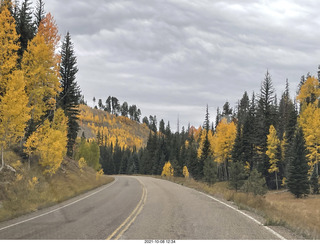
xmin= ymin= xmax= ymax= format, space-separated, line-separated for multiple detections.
xmin=0 ymin=175 xmax=296 ymax=240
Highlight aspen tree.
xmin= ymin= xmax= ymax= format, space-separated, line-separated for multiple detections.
xmin=0 ymin=6 xmax=19 ymax=96
xmin=22 ymin=13 xmax=61 ymax=127
xmin=266 ymin=125 xmax=280 ymax=190
xmin=0 ymin=71 xmax=30 ymax=171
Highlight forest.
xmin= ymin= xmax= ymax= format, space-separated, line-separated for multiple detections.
xmin=0 ymin=0 xmax=320 ymax=200
xmin=86 ymin=69 xmax=320 ymax=198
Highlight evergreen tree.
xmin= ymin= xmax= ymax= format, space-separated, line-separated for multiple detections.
xmin=16 ymin=0 xmax=35 ymax=60
xmin=199 ymin=106 xmax=211 ymax=179
xmin=142 ymin=116 xmax=149 ymax=126
xmin=34 ymin=0 xmax=45 ymax=28
xmin=255 ymin=71 xmax=276 ymax=187
xmin=105 ymin=96 xmax=111 ymax=113
xmin=58 ymin=32 xmax=81 ymax=157
xmin=121 ymin=102 xmax=129 ymax=117
xmin=229 ymin=161 xmax=248 ymax=191
xmin=203 ymin=157 xmax=217 ymax=185
xmin=98 ymin=99 xmax=104 ymax=110
xmin=287 ymin=127 xmax=310 ymax=198
xmin=159 ymin=119 xmax=165 ymax=134
xmin=111 ymin=97 xmax=120 ymax=115
xmin=242 ymin=169 xmax=268 ymax=195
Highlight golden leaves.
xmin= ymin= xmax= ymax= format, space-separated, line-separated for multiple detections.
xmin=0 ymin=70 xmax=30 ymax=149
xmin=183 ymin=166 xmax=189 ymax=179
xmin=266 ymin=125 xmax=280 ymax=174
xmin=0 ymin=7 xmax=19 ymax=95
xmin=212 ymin=118 xmax=236 ymax=164
xmin=161 ymin=161 xmax=174 ymax=177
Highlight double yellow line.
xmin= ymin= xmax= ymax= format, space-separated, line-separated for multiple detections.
xmin=106 ymin=177 xmax=147 ymax=240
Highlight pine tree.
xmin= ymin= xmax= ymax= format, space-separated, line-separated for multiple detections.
xmin=199 ymin=107 xmax=211 ymax=179
xmin=16 ymin=0 xmax=35 ymax=60
xmin=256 ymin=71 xmax=276 ymax=187
xmin=287 ymin=127 xmax=310 ymax=198
xmin=34 ymin=0 xmax=45 ymax=28
xmin=229 ymin=161 xmax=248 ymax=191
xmin=58 ymin=32 xmax=81 ymax=157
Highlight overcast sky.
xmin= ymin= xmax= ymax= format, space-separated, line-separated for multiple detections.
xmin=33 ymin=0 xmax=320 ymax=130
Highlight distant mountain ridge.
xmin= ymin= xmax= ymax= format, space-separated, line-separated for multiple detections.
xmin=78 ymin=104 xmax=150 ymax=149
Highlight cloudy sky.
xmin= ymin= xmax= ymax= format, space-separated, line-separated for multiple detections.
xmin=34 ymin=0 xmax=320 ymax=130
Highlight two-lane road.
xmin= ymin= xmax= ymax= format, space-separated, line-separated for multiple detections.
xmin=0 ymin=176 xmax=295 ymax=240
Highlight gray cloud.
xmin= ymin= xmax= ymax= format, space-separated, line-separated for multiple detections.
xmin=38 ymin=0 xmax=320 ymax=130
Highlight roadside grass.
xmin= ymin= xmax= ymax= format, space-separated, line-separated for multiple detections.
xmin=157 ymin=176 xmax=320 ymax=239
xmin=0 ymin=157 xmax=114 ymax=223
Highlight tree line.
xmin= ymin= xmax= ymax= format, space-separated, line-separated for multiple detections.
xmin=92 ymin=96 xmax=142 ymax=122
xmin=98 ymin=70 xmax=320 ymax=198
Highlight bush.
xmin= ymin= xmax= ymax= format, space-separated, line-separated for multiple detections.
xmin=229 ymin=161 xmax=248 ymax=191
xmin=241 ymin=169 xmax=267 ymax=195
xmin=203 ymin=157 xmax=217 ymax=185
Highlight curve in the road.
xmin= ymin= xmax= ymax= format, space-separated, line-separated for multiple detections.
xmin=106 ymin=177 xmax=147 ymax=240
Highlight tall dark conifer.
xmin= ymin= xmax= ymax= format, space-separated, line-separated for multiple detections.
xmin=16 ymin=0 xmax=35 ymax=60
xmin=255 ymin=71 xmax=276 ymax=187
xmin=34 ymin=0 xmax=45 ymax=28
xmin=58 ymin=32 xmax=81 ymax=157
xmin=287 ymin=127 xmax=309 ymax=198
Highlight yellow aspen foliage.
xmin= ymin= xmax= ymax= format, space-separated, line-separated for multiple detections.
xmin=78 ymin=157 xmax=87 ymax=172
xmin=298 ymin=103 xmax=320 ymax=175
xmin=0 ymin=7 xmax=19 ymax=96
xmin=296 ymin=76 xmax=320 ymax=106
xmin=16 ymin=173 xmax=23 ymax=182
xmin=244 ymin=161 xmax=250 ymax=173
xmin=161 ymin=161 xmax=174 ymax=177
xmin=281 ymin=177 xmax=287 ymax=187
xmin=212 ymin=118 xmax=236 ymax=164
xmin=96 ymin=168 xmax=104 ymax=180
xmin=22 ymin=31 xmax=61 ymax=123
xmin=0 ymin=71 xmax=30 ymax=170
xmin=266 ymin=125 xmax=280 ymax=189
xmin=183 ymin=166 xmax=189 ymax=179
xmin=25 ymin=109 xmax=68 ymax=175
xmin=28 ymin=176 xmax=39 ymax=189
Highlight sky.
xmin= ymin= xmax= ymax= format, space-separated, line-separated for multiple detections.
xmin=30 ymin=0 xmax=320 ymax=131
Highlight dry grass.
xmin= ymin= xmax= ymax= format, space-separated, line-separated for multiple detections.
xmin=0 ymin=158 xmax=114 ymax=223
xmin=158 ymin=176 xmax=320 ymax=239
xmin=264 ymin=191 xmax=320 ymax=239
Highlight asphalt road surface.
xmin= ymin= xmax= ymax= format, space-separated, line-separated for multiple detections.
xmin=0 ymin=176 xmax=297 ymax=240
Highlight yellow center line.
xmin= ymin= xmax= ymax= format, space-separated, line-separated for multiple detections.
xmin=106 ymin=177 xmax=147 ymax=240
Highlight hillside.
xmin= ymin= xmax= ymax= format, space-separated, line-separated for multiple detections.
xmin=78 ymin=104 xmax=150 ymax=149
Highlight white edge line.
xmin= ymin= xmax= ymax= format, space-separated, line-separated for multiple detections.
xmin=0 ymin=177 xmax=118 ymax=232
xmin=198 ymin=191 xmax=286 ymax=240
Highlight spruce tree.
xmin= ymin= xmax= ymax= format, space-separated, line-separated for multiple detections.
xmin=34 ymin=0 xmax=45 ymax=28
xmin=58 ymin=32 xmax=81 ymax=157
xmin=255 ymin=71 xmax=276 ymax=188
xmin=199 ymin=105 xmax=211 ymax=179
xmin=287 ymin=127 xmax=310 ymax=198
xmin=16 ymin=0 xmax=35 ymax=60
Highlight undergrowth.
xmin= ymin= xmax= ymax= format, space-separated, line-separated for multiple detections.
xmin=0 ymin=157 xmax=114 ymax=223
